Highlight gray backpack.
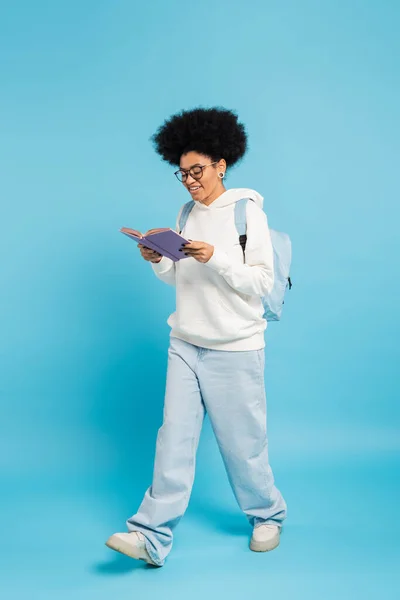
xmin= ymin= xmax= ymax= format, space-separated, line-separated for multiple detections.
xmin=179 ymin=198 xmax=292 ymax=321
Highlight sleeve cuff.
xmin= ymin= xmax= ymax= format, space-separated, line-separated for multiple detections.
xmin=151 ymin=256 xmax=173 ymax=274
xmin=204 ymin=247 xmax=230 ymax=273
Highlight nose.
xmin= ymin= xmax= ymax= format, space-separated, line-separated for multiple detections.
xmin=185 ymin=173 xmax=196 ymax=186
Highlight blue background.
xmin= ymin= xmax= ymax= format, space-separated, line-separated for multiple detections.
xmin=1 ymin=1 xmax=399 ymax=598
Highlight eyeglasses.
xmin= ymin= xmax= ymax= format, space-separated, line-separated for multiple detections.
xmin=174 ymin=162 xmax=218 ymax=183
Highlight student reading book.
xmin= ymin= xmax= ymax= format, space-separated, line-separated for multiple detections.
xmin=106 ymin=107 xmax=287 ymax=567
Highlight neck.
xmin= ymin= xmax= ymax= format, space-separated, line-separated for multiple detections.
xmin=200 ymin=183 xmax=226 ymax=206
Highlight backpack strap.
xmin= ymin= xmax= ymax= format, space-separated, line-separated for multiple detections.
xmin=179 ymin=200 xmax=195 ymax=234
xmin=234 ymin=198 xmax=250 ymax=256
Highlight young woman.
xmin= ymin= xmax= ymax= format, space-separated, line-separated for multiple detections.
xmin=106 ymin=107 xmax=287 ymax=566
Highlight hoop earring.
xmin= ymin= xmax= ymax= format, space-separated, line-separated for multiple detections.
xmin=218 ymin=172 xmax=225 ymax=179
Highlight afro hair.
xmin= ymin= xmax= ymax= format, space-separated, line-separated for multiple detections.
xmin=151 ymin=107 xmax=248 ymax=168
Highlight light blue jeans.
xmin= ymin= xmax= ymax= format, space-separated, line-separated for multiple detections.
xmin=127 ymin=336 xmax=287 ymax=565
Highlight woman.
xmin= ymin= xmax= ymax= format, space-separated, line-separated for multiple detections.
xmin=106 ymin=107 xmax=287 ymax=567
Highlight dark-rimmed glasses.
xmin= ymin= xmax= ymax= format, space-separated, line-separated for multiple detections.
xmin=174 ymin=162 xmax=218 ymax=183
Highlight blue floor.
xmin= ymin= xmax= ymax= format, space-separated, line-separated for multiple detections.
xmin=3 ymin=421 xmax=399 ymax=599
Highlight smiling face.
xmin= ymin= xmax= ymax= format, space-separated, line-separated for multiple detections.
xmin=178 ymin=151 xmax=226 ymax=205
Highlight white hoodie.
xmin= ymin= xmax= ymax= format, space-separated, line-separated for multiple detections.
xmin=151 ymin=188 xmax=274 ymax=351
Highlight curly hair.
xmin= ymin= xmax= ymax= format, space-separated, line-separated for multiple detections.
xmin=151 ymin=107 xmax=248 ymax=168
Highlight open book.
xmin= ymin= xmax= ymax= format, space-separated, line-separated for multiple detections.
xmin=120 ymin=227 xmax=190 ymax=262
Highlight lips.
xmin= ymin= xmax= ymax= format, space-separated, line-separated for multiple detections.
xmin=189 ymin=185 xmax=201 ymax=193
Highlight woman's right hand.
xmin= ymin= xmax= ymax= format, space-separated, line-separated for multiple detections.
xmin=138 ymin=244 xmax=162 ymax=263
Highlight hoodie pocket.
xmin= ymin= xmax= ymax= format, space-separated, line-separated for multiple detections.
xmin=217 ymin=290 xmax=251 ymax=317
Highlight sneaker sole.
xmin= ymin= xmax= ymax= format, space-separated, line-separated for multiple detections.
xmin=250 ymin=533 xmax=280 ymax=553
xmin=105 ymin=535 xmax=157 ymax=566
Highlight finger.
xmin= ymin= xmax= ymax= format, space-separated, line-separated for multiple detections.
xmin=182 ymin=244 xmax=201 ymax=251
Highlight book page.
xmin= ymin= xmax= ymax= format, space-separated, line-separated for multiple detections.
xmin=145 ymin=228 xmax=171 ymax=236
xmin=120 ymin=227 xmax=143 ymax=238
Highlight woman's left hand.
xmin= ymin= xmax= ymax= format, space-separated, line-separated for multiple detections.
xmin=181 ymin=240 xmax=214 ymax=263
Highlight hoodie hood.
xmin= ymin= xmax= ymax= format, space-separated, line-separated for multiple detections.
xmin=197 ymin=188 xmax=264 ymax=210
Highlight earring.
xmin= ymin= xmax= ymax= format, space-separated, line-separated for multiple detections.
xmin=218 ymin=172 xmax=225 ymax=179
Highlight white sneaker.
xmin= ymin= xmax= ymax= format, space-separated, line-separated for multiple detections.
xmin=105 ymin=531 xmax=158 ymax=566
xmin=250 ymin=524 xmax=280 ymax=552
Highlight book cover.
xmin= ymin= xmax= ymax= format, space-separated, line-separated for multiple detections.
xmin=120 ymin=227 xmax=190 ymax=262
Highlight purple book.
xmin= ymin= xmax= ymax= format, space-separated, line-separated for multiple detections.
xmin=120 ymin=227 xmax=190 ymax=262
